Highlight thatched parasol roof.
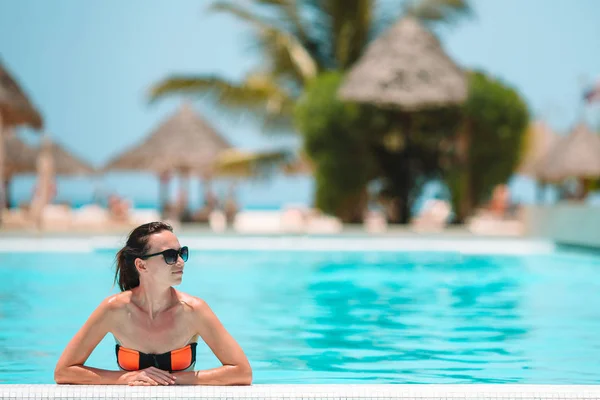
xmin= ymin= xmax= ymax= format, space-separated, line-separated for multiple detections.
xmin=516 ymin=120 xmax=561 ymax=179
xmin=537 ymin=122 xmax=600 ymax=182
xmin=4 ymin=134 xmax=94 ymax=177
xmin=0 ymin=60 xmax=43 ymax=129
xmin=4 ymin=130 xmax=38 ymax=177
xmin=338 ymin=17 xmax=467 ymax=110
xmin=41 ymin=137 xmax=95 ymax=176
xmin=103 ymin=103 xmax=231 ymax=175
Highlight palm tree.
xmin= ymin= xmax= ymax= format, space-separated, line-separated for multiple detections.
xmin=150 ymin=0 xmax=470 ymax=131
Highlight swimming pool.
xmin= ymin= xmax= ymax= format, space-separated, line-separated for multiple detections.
xmin=2 ymin=237 xmax=600 ymax=385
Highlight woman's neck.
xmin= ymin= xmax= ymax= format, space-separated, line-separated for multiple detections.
xmin=132 ymin=285 xmax=176 ymax=319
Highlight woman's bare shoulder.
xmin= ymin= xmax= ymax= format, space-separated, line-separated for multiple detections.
xmin=174 ymin=290 xmax=208 ymax=312
xmin=76 ymin=292 xmax=132 ymax=330
xmin=173 ymin=291 xmax=222 ymax=334
xmin=101 ymin=291 xmax=133 ymax=313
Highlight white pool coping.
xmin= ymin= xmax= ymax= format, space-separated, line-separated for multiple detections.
xmin=0 ymin=236 xmax=556 ymax=255
xmin=3 ymin=384 xmax=600 ymax=399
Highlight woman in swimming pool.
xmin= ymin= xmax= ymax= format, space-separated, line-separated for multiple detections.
xmin=54 ymin=222 xmax=251 ymax=386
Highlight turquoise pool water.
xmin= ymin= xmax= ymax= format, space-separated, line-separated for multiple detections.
xmin=1 ymin=247 xmax=600 ymax=384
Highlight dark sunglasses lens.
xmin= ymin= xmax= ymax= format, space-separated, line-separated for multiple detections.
xmin=163 ymin=250 xmax=178 ymax=265
xmin=180 ymin=247 xmax=189 ymax=262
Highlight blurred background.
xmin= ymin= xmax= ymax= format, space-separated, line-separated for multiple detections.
xmin=0 ymin=0 xmax=599 ymax=235
xmin=3 ymin=0 xmax=600 ymax=387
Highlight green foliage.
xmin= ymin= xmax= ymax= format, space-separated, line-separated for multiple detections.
xmin=294 ymin=72 xmax=377 ymax=221
xmin=447 ymin=71 xmax=529 ymax=217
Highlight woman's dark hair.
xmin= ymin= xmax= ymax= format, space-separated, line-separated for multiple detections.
xmin=114 ymin=221 xmax=173 ymax=291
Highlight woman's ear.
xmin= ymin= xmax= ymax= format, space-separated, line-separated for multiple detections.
xmin=134 ymin=258 xmax=146 ymax=273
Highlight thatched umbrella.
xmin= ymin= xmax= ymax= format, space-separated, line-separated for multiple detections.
xmin=339 ymin=18 xmax=467 ymax=110
xmin=4 ymin=130 xmax=38 ymax=177
xmin=514 ymin=120 xmax=562 ymax=202
xmin=4 ymin=134 xmax=95 ymax=206
xmin=0 ymin=60 xmax=44 ymax=220
xmin=338 ymin=17 xmax=467 ymax=222
xmin=5 ymin=135 xmax=94 ymax=178
xmin=516 ymin=120 xmax=561 ymax=180
xmin=537 ymin=122 xmax=600 ymax=184
xmin=105 ymin=103 xmax=231 ymax=174
xmin=103 ymin=103 xmax=232 ymax=213
xmin=0 ymin=61 xmax=43 ymax=129
xmin=42 ymin=139 xmax=95 ymax=176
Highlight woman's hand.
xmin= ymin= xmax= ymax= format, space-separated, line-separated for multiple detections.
xmin=120 ymin=367 xmax=177 ymax=386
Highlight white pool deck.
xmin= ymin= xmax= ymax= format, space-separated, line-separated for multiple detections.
xmin=0 ymin=235 xmax=555 ymax=255
xmin=0 ymin=225 xmax=558 ymax=255
xmin=3 ymin=384 xmax=600 ymax=399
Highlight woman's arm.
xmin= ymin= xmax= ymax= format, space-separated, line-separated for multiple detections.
xmin=54 ymin=296 xmax=175 ymax=386
xmin=173 ymin=299 xmax=252 ymax=386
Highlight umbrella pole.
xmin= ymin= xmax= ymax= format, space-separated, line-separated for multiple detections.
xmin=200 ymin=174 xmax=215 ymax=213
xmin=202 ymin=175 xmax=213 ymax=206
xmin=182 ymin=171 xmax=190 ymax=214
xmin=0 ymin=113 xmax=4 ymax=226
xmin=4 ymin=175 xmax=11 ymax=210
xmin=456 ymin=118 xmax=473 ymax=222
xmin=398 ymin=113 xmax=413 ymax=224
xmin=176 ymin=169 xmax=191 ymax=222
xmin=159 ymin=172 xmax=171 ymax=219
xmin=536 ymin=181 xmax=544 ymax=204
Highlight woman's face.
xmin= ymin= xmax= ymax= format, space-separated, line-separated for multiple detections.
xmin=139 ymin=230 xmax=186 ymax=285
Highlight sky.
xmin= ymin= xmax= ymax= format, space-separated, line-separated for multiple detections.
xmin=0 ymin=0 xmax=599 ymax=209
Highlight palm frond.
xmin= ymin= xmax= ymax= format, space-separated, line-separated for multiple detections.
xmin=215 ymin=148 xmax=293 ymax=178
xmin=301 ymin=0 xmax=375 ymax=69
xmin=254 ymin=0 xmax=309 ymax=41
xmin=404 ymin=0 xmax=472 ymax=24
xmin=150 ymin=73 xmax=296 ymax=133
xmin=210 ymin=1 xmax=318 ymax=82
xmin=336 ymin=0 xmax=374 ymax=68
xmin=209 ymin=1 xmax=281 ymax=27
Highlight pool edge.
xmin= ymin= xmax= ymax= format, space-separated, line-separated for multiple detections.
xmin=3 ymin=383 xmax=600 ymax=399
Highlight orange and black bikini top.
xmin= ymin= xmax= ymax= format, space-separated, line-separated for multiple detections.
xmin=115 ymin=342 xmax=197 ymax=372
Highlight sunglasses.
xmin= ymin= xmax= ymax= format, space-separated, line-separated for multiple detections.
xmin=140 ymin=246 xmax=189 ymax=265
